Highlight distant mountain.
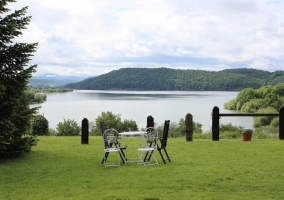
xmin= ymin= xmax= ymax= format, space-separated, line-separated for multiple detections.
xmin=64 ymin=68 xmax=284 ymax=91
xmin=29 ymin=75 xmax=90 ymax=87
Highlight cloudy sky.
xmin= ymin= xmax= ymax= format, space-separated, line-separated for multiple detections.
xmin=7 ymin=0 xmax=284 ymax=76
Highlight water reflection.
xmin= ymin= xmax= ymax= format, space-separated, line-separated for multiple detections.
xmin=75 ymin=90 xmax=213 ymax=100
xmin=32 ymin=90 xmax=253 ymax=131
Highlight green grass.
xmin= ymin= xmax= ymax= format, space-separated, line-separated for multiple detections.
xmin=1 ymin=137 xmax=284 ymax=200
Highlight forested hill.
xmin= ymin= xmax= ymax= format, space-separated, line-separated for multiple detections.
xmin=65 ymin=68 xmax=284 ymax=91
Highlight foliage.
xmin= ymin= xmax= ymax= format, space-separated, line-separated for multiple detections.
xmin=120 ymin=119 xmax=138 ymax=132
xmin=65 ymin=68 xmax=284 ymax=91
xmin=56 ymin=119 xmax=81 ymax=136
xmin=30 ymin=87 xmax=73 ymax=93
xmin=241 ymin=129 xmax=253 ymax=134
xmin=253 ymin=107 xmax=278 ymax=127
xmin=220 ymin=122 xmax=244 ymax=133
xmin=215 ymin=123 xmax=244 ymax=139
xmin=0 ymin=0 xmax=38 ymax=158
xmin=32 ymin=114 xmax=49 ymax=136
xmin=91 ymin=111 xmax=138 ymax=136
xmin=225 ymin=84 xmax=284 ymax=128
xmin=196 ymin=123 xmax=247 ymax=139
xmin=26 ymin=89 xmax=46 ymax=103
xmin=151 ymin=118 xmax=203 ymax=138
xmin=48 ymin=128 xmax=57 ymax=136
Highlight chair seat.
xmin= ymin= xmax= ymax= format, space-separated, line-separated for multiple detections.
xmin=104 ymin=148 xmax=120 ymax=153
xmin=138 ymin=147 xmax=156 ymax=152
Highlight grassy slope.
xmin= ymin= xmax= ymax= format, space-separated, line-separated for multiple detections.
xmin=1 ymin=137 xmax=284 ymax=200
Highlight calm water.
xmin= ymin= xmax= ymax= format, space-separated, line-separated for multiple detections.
xmin=30 ymin=90 xmax=253 ymax=131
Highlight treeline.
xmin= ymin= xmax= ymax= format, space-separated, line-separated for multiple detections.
xmin=225 ymin=84 xmax=284 ymax=128
xmin=26 ymin=87 xmax=73 ymax=104
xmin=65 ymin=68 xmax=284 ymax=91
xmin=30 ymin=87 xmax=73 ymax=93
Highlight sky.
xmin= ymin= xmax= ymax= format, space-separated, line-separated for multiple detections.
xmin=7 ymin=0 xmax=284 ymax=76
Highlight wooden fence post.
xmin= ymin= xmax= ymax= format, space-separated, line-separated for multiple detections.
xmin=279 ymin=107 xmax=284 ymax=140
xmin=147 ymin=115 xmax=154 ymax=128
xmin=212 ymin=106 xmax=219 ymax=141
xmin=185 ymin=113 xmax=193 ymax=141
xmin=81 ymin=118 xmax=89 ymax=144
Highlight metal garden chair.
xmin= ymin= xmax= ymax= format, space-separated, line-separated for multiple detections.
xmin=137 ymin=127 xmax=159 ymax=167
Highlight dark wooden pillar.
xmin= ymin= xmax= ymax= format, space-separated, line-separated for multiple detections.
xmin=81 ymin=118 xmax=89 ymax=144
xmin=212 ymin=106 xmax=220 ymax=141
xmin=279 ymin=107 xmax=284 ymax=140
xmin=147 ymin=115 xmax=154 ymax=128
xmin=185 ymin=113 xmax=193 ymax=141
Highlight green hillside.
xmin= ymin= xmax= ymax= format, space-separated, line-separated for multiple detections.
xmin=65 ymin=68 xmax=284 ymax=91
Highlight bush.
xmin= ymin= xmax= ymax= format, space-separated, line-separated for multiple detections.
xmin=220 ymin=131 xmax=241 ymax=139
xmin=92 ymin=111 xmax=138 ymax=135
xmin=194 ymin=132 xmax=211 ymax=139
xmin=48 ymin=128 xmax=57 ymax=136
xmin=56 ymin=119 xmax=81 ymax=136
xmin=119 ymin=119 xmax=138 ymax=132
xmin=32 ymin=114 xmax=49 ymax=136
xmin=150 ymin=118 xmax=203 ymax=138
xmin=219 ymin=123 xmax=244 ymax=133
xmin=253 ymin=132 xmax=268 ymax=139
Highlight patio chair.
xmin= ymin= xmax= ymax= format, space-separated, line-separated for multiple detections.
xmin=137 ymin=127 xmax=159 ymax=167
xmin=100 ymin=121 xmax=127 ymax=164
xmin=157 ymin=120 xmax=171 ymax=164
xmin=102 ymin=128 xmax=121 ymax=167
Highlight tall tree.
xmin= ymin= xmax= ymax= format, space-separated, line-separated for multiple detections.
xmin=0 ymin=0 xmax=38 ymax=158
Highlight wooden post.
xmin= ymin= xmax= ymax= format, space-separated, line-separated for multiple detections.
xmin=212 ymin=106 xmax=219 ymax=141
xmin=147 ymin=115 xmax=154 ymax=128
xmin=279 ymin=107 xmax=284 ymax=140
xmin=185 ymin=113 xmax=193 ymax=141
xmin=81 ymin=118 xmax=89 ymax=144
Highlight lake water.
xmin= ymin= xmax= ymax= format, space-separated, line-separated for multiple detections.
xmin=30 ymin=90 xmax=253 ymax=131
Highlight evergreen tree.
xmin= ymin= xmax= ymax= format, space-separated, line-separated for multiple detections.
xmin=0 ymin=0 xmax=38 ymax=158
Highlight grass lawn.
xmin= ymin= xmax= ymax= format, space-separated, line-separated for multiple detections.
xmin=1 ymin=136 xmax=284 ymax=200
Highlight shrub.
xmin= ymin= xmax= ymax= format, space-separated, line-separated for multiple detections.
xmin=48 ymin=128 xmax=57 ymax=136
xmin=150 ymin=119 xmax=203 ymax=138
xmin=220 ymin=131 xmax=241 ymax=139
xmin=194 ymin=132 xmax=211 ymax=139
xmin=92 ymin=111 xmax=138 ymax=135
xmin=270 ymin=118 xmax=279 ymax=127
xmin=56 ymin=119 xmax=81 ymax=136
xmin=219 ymin=123 xmax=244 ymax=133
xmin=253 ymin=132 xmax=268 ymax=139
xmin=32 ymin=114 xmax=49 ymax=136
xmin=119 ymin=119 xmax=138 ymax=132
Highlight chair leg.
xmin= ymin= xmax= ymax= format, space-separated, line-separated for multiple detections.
xmin=143 ymin=141 xmax=154 ymax=162
xmin=138 ymin=150 xmax=158 ymax=167
xmin=103 ymin=151 xmax=120 ymax=167
xmin=101 ymin=152 xmax=109 ymax=164
xmin=144 ymin=151 xmax=151 ymax=162
xmin=120 ymin=148 xmax=127 ymax=162
xmin=119 ymin=151 xmax=126 ymax=164
xmin=157 ymin=148 xmax=171 ymax=164
xmin=158 ymin=149 xmax=166 ymax=164
xmin=163 ymin=148 xmax=171 ymax=162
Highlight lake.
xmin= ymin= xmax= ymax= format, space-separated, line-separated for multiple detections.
xmin=30 ymin=90 xmax=253 ymax=131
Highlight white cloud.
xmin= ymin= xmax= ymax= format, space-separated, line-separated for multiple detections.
xmin=5 ymin=0 xmax=284 ymax=76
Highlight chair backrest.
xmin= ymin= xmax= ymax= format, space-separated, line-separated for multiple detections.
xmin=141 ymin=127 xmax=158 ymax=148
xmin=100 ymin=121 xmax=106 ymax=136
xmin=161 ymin=120 xmax=170 ymax=148
xmin=103 ymin=128 xmax=119 ymax=149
